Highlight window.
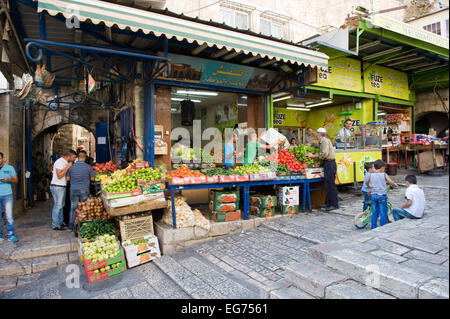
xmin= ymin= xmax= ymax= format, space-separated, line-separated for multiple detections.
xmin=423 ymin=22 xmax=441 ymax=35
xmin=446 ymin=19 xmax=449 ymax=39
xmin=260 ymin=18 xmax=283 ymax=39
xmin=219 ymin=8 xmax=248 ymax=30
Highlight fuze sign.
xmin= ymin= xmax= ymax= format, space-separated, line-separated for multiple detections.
xmin=363 ymin=64 xmax=409 ymax=100
xmin=314 ymin=57 xmax=362 ymax=92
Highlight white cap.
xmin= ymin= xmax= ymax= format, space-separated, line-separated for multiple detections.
xmin=317 ymin=128 xmax=326 ymax=133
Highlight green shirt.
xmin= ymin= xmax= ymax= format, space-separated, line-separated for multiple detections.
xmin=243 ymin=141 xmax=260 ymax=165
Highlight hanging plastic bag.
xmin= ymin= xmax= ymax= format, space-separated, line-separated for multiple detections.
xmin=34 ymin=64 xmax=44 ymax=85
xmin=88 ymin=73 xmax=96 ymax=93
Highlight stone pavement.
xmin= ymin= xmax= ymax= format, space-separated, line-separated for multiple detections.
xmin=1 ymin=169 xmax=448 ymax=299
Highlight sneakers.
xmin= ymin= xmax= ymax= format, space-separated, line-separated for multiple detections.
xmin=53 ymin=226 xmax=64 ymax=231
xmin=7 ymin=236 xmax=19 ymax=243
xmin=325 ymin=205 xmax=339 ymax=211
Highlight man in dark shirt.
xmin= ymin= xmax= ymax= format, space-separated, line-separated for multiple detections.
xmin=66 ymin=152 xmax=95 ymax=230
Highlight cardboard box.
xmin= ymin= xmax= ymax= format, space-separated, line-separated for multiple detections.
xmin=190 ymin=176 xmax=207 ymax=184
xmin=250 ymin=195 xmax=277 ymax=208
xmin=279 ymin=186 xmax=299 ymax=205
xmin=105 ymin=194 xmax=143 ymax=208
xmin=235 ymin=175 xmax=249 ymax=182
xmin=250 ymin=206 xmax=274 ymax=218
xmin=85 ymin=259 xmax=127 ymax=283
xmin=210 ymin=201 xmax=238 ymax=212
xmin=219 ymin=175 xmax=237 ymax=183
xmin=142 ymin=192 xmax=165 ymax=202
xmin=141 ymin=183 xmax=166 ymax=194
xmin=280 ymin=205 xmax=299 ymax=215
xmin=83 ymin=247 xmax=125 ymax=272
xmin=210 ymin=189 xmax=240 ymax=204
xmin=212 ymin=210 xmax=241 ymax=222
xmin=103 ymin=188 xmax=142 ymax=200
xmin=206 ymin=176 xmax=219 ymax=183
xmin=121 ymin=234 xmax=161 ymax=268
xmin=305 ymin=167 xmax=324 ymax=179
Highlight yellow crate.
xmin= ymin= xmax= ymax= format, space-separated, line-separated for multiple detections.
xmin=118 ymin=213 xmax=154 ymax=242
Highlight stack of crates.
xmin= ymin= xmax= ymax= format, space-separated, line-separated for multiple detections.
xmin=278 ymin=186 xmax=300 ymax=215
xmin=209 ymin=189 xmax=241 ymax=222
xmin=250 ymin=195 xmax=277 ymax=217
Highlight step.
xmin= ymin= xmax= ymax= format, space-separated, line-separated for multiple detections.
xmin=269 ymin=286 xmax=316 ymax=299
xmin=0 ymin=252 xmax=78 ymax=278
xmin=316 ymin=248 xmax=435 ymax=298
xmin=284 ymin=256 xmax=348 ymax=298
xmin=325 ymin=280 xmax=396 ymax=299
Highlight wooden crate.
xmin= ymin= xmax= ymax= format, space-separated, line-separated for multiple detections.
xmin=103 ymin=196 xmax=167 ymax=217
xmin=118 ymin=213 xmax=154 ymax=242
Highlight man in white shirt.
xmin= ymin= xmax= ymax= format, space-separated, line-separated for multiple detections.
xmin=50 ymin=150 xmax=77 ymax=230
xmin=393 ymin=175 xmax=426 ymax=221
xmin=336 ymin=119 xmax=353 ymax=147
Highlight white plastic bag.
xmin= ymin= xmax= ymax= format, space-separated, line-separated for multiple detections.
xmin=163 ymin=195 xmax=196 ymax=228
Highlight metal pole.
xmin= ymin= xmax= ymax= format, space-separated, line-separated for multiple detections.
xmin=25 ymin=101 xmax=33 ymax=207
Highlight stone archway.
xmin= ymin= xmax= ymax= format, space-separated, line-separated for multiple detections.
xmin=414 ymin=111 xmax=449 ymax=136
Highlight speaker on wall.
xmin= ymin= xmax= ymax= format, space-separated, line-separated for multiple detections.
xmin=181 ymin=99 xmax=195 ymax=126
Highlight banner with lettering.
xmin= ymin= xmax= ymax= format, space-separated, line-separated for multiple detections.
xmin=314 ymin=57 xmax=362 ymax=92
xmin=363 ymin=64 xmax=409 ymax=100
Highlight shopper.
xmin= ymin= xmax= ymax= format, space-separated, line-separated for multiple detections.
xmin=361 ymin=161 xmax=375 ymax=212
xmin=392 ymin=175 xmax=426 ymax=221
xmin=0 ymin=152 xmax=19 ymax=242
xmin=290 ymin=138 xmax=297 ymax=148
xmin=306 ymin=128 xmax=339 ymax=211
xmin=365 ymin=160 xmax=398 ymax=229
xmin=66 ymin=152 xmax=95 ymax=230
xmin=223 ymin=133 xmax=238 ymax=169
xmin=243 ymin=132 xmax=282 ymax=165
xmin=32 ymin=151 xmax=48 ymax=201
xmin=50 ymin=150 xmax=77 ymax=230
xmin=305 ymin=127 xmax=315 ymax=144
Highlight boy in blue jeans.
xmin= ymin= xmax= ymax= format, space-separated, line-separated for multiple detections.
xmin=361 ymin=162 xmax=375 ymax=212
xmin=366 ymin=160 xmax=397 ymax=229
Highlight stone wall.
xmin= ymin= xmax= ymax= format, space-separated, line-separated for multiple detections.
xmin=415 ymin=89 xmax=449 ymax=119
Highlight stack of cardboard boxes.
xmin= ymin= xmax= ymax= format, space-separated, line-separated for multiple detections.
xmin=278 ymin=186 xmax=300 ymax=215
xmin=250 ymin=195 xmax=277 ymax=217
xmin=210 ymin=189 xmax=241 ymax=222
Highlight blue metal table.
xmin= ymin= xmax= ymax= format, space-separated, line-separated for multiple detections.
xmin=166 ymin=177 xmax=325 ymax=228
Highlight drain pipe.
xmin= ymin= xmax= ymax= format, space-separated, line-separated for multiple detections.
xmin=134 ymin=61 xmax=145 ymax=160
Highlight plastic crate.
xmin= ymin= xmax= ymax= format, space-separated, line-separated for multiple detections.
xmin=118 ymin=213 xmax=155 ymax=242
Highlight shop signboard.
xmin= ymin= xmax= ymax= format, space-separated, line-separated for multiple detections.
xmin=161 ymin=53 xmax=278 ymax=91
xmin=273 ymin=107 xmax=308 ymax=127
xmin=363 ymin=64 xmax=409 ymax=100
xmin=314 ymin=57 xmax=362 ymax=92
xmin=335 ymin=150 xmax=382 ymax=184
xmin=370 ymin=15 xmax=449 ymax=49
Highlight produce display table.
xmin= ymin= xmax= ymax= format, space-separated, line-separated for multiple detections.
xmin=102 ymin=197 xmax=168 ymax=217
xmin=166 ymin=177 xmax=324 ymax=228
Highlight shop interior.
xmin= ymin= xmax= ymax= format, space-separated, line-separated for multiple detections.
xmin=376 ymin=103 xmax=413 ymax=147
xmin=170 ymin=86 xmax=248 ymax=148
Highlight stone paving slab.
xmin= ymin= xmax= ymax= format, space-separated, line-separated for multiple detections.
xmin=418 ymin=278 xmax=449 ymax=299
xmin=325 ymin=280 xmax=396 ymax=299
xmin=403 ymin=250 xmax=448 ymax=265
xmin=270 ymin=286 xmax=316 ymax=299
xmin=400 ymin=259 xmax=449 ymax=280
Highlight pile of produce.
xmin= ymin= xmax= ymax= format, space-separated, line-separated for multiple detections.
xmin=166 ymin=165 xmax=206 ymax=179
xmin=75 ymin=197 xmax=108 ymax=222
xmin=203 ymin=167 xmax=240 ymax=176
xmin=79 ymin=219 xmax=117 ymax=240
xmin=172 ymin=145 xmax=215 ymax=163
xmin=103 ymin=176 xmax=138 ymax=194
xmin=163 ymin=195 xmax=196 ymax=228
xmin=131 ymin=168 xmax=162 ymax=181
xmin=82 ymin=234 xmax=120 ymax=263
xmin=277 ymin=149 xmax=305 ymax=171
xmin=93 ymin=161 xmax=118 ymax=173
xmin=385 ymin=113 xmax=403 ymax=124
xmin=289 ymin=145 xmax=321 ymax=166
xmin=130 ymin=159 xmax=150 ymax=169
xmin=234 ymin=163 xmax=273 ymax=175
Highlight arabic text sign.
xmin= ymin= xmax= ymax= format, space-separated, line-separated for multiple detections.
xmin=200 ymin=61 xmax=253 ymax=89
xmin=371 ymin=15 xmax=449 ymax=50
xmin=363 ymin=64 xmax=409 ymax=100
xmin=314 ymin=57 xmax=362 ymax=92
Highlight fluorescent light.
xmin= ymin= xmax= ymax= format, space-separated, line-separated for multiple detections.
xmin=287 ymin=107 xmax=310 ymax=111
xmin=176 ymin=90 xmax=218 ymax=96
xmin=287 ymin=103 xmax=305 ymax=107
xmin=241 ymin=96 xmax=247 ymax=99
xmin=362 ymin=47 xmax=403 ymax=61
xmin=237 ymin=103 xmax=247 ymax=107
xmin=402 ymin=61 xmax=440 ymax=71
xmin=305 ymin=100 xmax=333 ymax=108
xmin=413 ymin=63 xmax=448 ymax=73
xmin=171 ymin=98 xmax=201 ymax=103
xmin=386 ymin=56 xmax=424 ymax=67
xmin=377 ymin=113 xmax=386 ymax=116
xmin=273 ymin=95 xmax=293 ymax=102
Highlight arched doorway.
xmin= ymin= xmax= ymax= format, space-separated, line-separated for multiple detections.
xmin=415 ymin=111 xmax=449 ymax=137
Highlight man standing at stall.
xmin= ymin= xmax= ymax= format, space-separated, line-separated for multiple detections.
xmin=336 ymin=119 xmax=353 ymax=147
xmin=50 ymin=150 xmax=77 ymax=230
xmin=66 ymin=152 xmax=95 ymax=231
xmin=0 ymin=152 xmax=19 ymax=242
xmin=306 ymin=128 xmax=339 ymax=211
